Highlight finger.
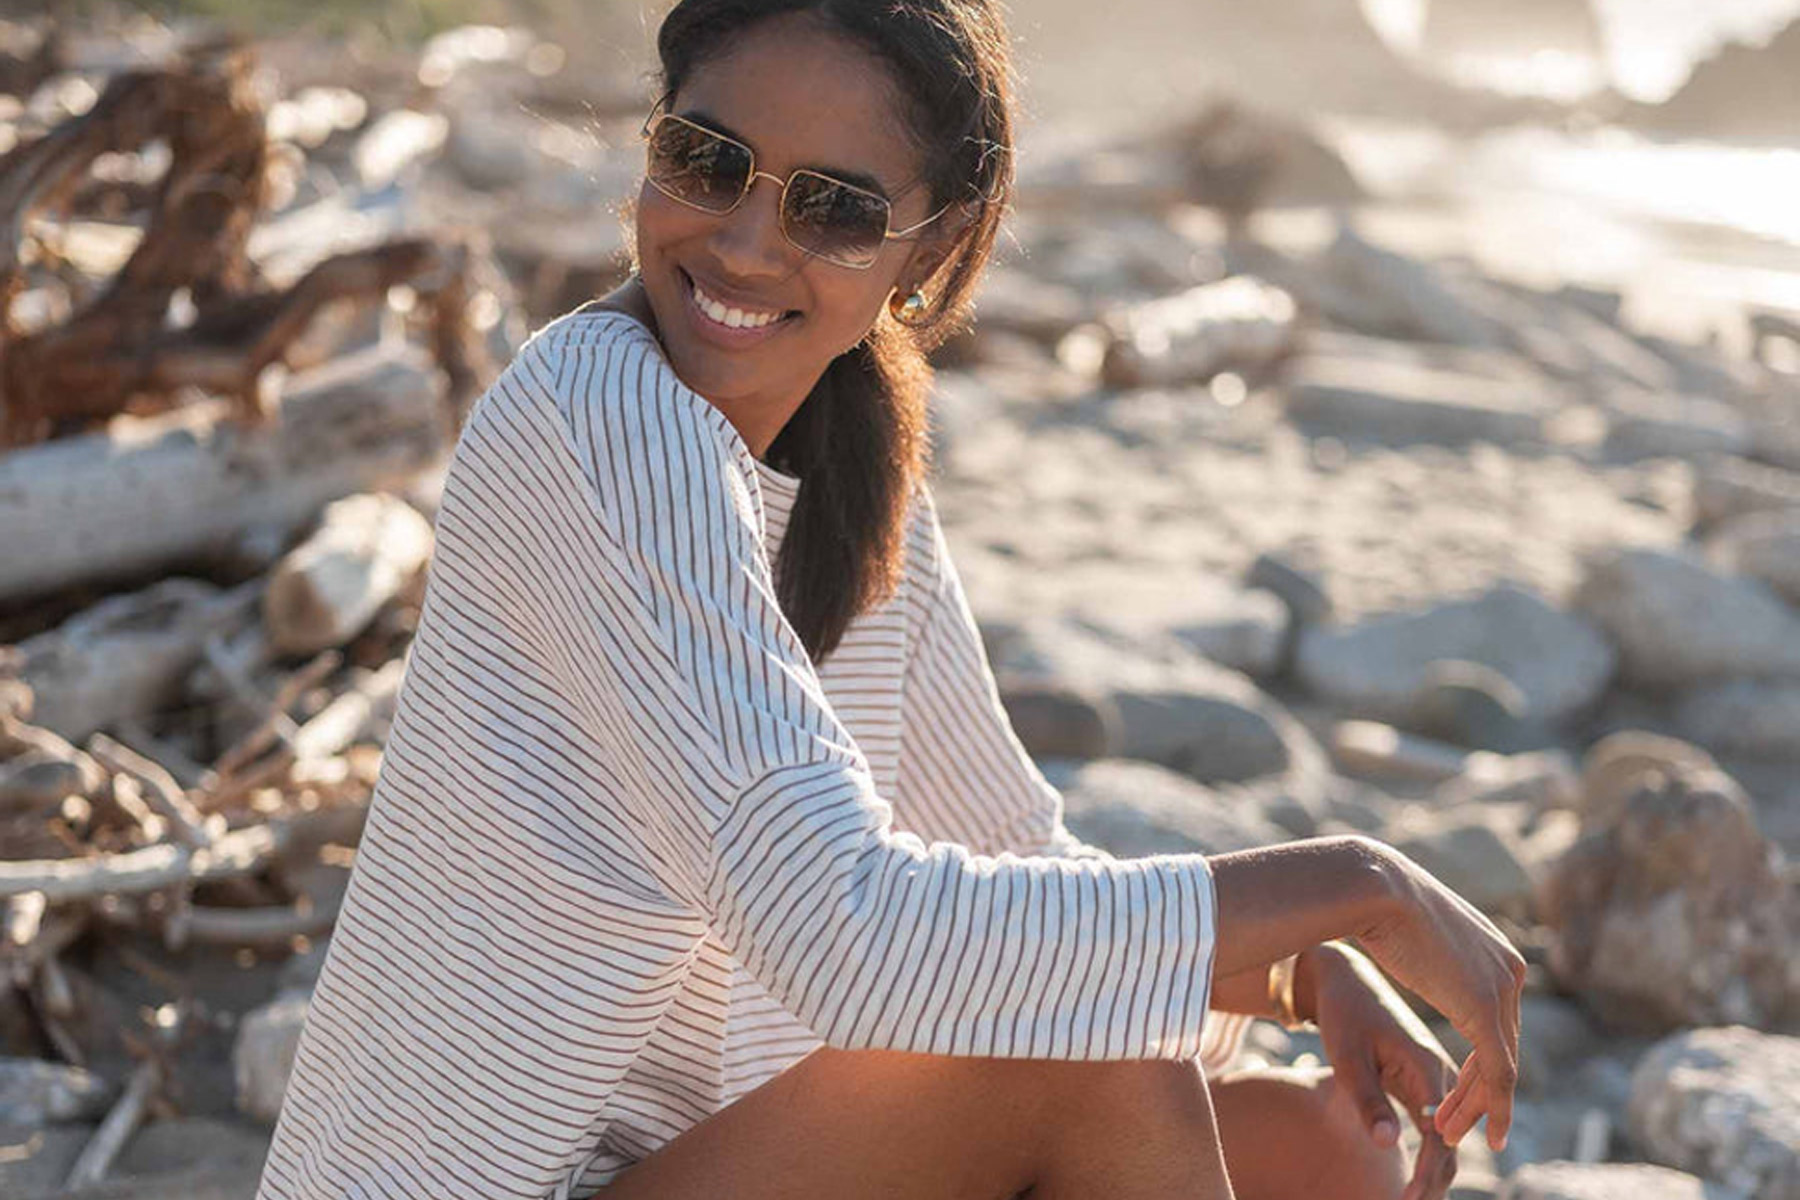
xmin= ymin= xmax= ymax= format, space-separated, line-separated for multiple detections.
xmin=1348 ymin=1053 xmax=1403 ymax=1147
xmin=1434 ymin=1056 xmax=1479 ymax=1146
xmin=1483 ymin=1007 xmax=1519 ymax=1152
xmin=1418 ymin=1130 xmax=1460 ymax=1200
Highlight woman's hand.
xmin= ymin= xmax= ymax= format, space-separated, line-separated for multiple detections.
xmin=1204 ymin=835 xmax=1524 ymax=1153
xmin=1302 ymin=941 xmax=1461 ymax=1200
xmin=1347 ymin=842 xmax=1527 ymax=1155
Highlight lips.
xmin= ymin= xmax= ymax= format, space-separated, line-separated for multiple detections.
xmin=680 ymin=268 xmax=795 ymax=329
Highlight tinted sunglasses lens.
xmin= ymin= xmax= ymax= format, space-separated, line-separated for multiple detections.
xmin=647 ymin=119 xmax=750 ymax=212
xmin=783 ymin=171 xmax=890 ymax=267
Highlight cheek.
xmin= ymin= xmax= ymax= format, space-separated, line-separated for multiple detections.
xmin=803 ymin=269 xmax=899 ymax=355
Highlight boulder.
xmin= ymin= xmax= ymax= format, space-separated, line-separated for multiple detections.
xmin=1539 ymin=762 xmax=1800 ymax=1032
xmin=998 ymin=682 xmax=1118 ymax=760
xmin=0 ymin=1057 xmax=114 ymax=1127
xmin=233 ymin=990 xmax=311 ymax=1125
xmin=1673 ymin=680 xmax=1800 ymax=762
xmin=1602 ymin=391 xmax=1753 ymax=462
xmin=995 ymin=619 xmax=1312 ymax=787
xmin=1245 ymin=551 xmax=1333 ymax=628
xmin=1501 ymin=1161 xmax=1745 ymax=1200
xmin=1708 ymin=510 xmax=1800 ymax=606
xmin=1629 ymin=1026 xmax=1800 ymax=1200
xmin=1043 ymin=758 xmax=1290 ymax=857
xmin=1386 ymin=808 xmax=1535 ymax=918
xmin=1284 ymin=354 xmax=1547 ymax=448
xmin=1693 ymin=456 xmax=1800 ymax=532
xmin=1574 ymin=548 xmax=1800 ymax=689
xmin=1296 ymin=585 xmax=1615 ymax=726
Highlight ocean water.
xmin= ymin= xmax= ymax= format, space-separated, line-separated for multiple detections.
xmin=1361 ymin=0 xmax=1800 ymax=101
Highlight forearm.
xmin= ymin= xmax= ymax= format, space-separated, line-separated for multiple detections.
xmin=1206 ymin=835 xmax=1397 ymax=981
xmin=1209 ymin=939 xmax=1352 ymax=1022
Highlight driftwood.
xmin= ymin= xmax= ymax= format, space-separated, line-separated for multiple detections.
xmin=0 ymin=345 xmax=448 ymax=605
xmin=0 ymin=41 xmax=492 ymax=449
xmin=12 ymin=579 xmax=260 ymax=741
xmin=64 ymin=1057 xmax=162 ymax=1189
xmin=264 ymin=493 xmax=434 ymax=655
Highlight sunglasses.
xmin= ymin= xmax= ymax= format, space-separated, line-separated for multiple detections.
xmin=641 ymin=108 xmax=953 ymax=270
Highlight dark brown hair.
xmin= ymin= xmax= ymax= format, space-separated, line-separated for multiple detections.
xmin=655 ymin=0 xmax=1016 ymax=662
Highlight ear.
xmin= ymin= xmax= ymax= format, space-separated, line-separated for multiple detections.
xmin=898 ymin=200 xmax=979 ymax=294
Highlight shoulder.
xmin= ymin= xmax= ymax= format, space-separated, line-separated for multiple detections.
xmin=474 ymin=307 xmax=757 ymax=515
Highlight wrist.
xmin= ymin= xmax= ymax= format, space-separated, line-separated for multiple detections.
xmin=1292 ymin=940 xmax=1352 ymax=1024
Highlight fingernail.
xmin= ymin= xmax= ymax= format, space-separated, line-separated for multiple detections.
xmin=1374 ymin=1118 xmax=1398 ymax=1146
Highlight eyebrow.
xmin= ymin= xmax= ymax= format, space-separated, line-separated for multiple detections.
xmin=678 ymin=107 xmax=894 ymax=199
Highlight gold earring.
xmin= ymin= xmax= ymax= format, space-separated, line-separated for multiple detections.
xmin=893 ymin=289 xmax=928 ymax=323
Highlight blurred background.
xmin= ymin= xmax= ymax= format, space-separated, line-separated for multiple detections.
xmin=1 ymin=2 xmax=1798 ymax=1198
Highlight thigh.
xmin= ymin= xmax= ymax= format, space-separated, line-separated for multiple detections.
xmin=1210 ymin=1065 xmax=1407 ymax=1200
xmin=594 ymin=1046 xmax=1067 ymax=1200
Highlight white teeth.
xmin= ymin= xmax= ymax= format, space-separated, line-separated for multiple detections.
xmin=690 ymin=277 xmax=784 ymax=330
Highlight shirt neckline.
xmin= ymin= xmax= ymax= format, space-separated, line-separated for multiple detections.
xmin=564 ymin=307 xmax=805 ymax=498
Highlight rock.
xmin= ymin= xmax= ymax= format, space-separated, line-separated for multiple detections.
xmin=993 ymin=619 xmax=1311 ymax=787
xmin=0 ymin=1057 xmax=114 ymax=1126
xmin=1246 ymin=551 xmax=1333 ymax=628
xmin=1099 ymin=276 xmax=1300 ymax=389
xmin=1331 ymin=720 xmax=1474 ymax=783
xmin=1413 ymin=659 xmax=1543 ymax=753
xmin=1540 ymin=762 xmax=1800 ymax=1032
xmin=0 ymin=1124 xmax=92 ymax=1199
xmin=1694 ymin=457 xmax=1800 ymax=532
xmin=1057 ymin=573 xmax=1292 ymax=679
xmin=1602 ymin=391 xmax=1753 ymax=462
xmin=1574 ymin=548 xmax=1800 ymax=689
xmin=114 ymin=1115 xmax=272 ymax=1177
xmin=1387 ymin=809 xmax=1535 ymax=918
xmin=998 ymin=682 xmax=1118 ymax=759
xmin=233 ymin=990 xmax=311 ymax=1125
xmin=1440 ymin=749 xmax=1581 ymax=815
xmin=1517 ymin=994 xmax=1600 ymax=1095
xmin=1629 ymin=1026 xmax=1800 ymax=1200
xmin=1578 ymin=731 xmax=1720 ymax=832
xmin=264 ymin=492 xmax=434 ymax=656
xmin=1284 ymin=354 xmax=1548 ymax=448
xmin=1709 ymin=510 xmax=1800 ymax=606
xmin=1167 ymin=587 xmax=1291 ymax=679
xmin=1296 ymin=585 xmax=1615 ymax=726
xmin=1317 ymin=225 xmax=1509 ymax=349
xmin=1043 ymin=758 xmax=1291 ymax=857
xmin=1673 ymin=680 xmax=1800 ymax=761
xmin=1500 ymin=1161 xmax=1745 ymax=1200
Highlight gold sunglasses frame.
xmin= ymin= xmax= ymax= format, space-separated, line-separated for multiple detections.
xmin=640 ymin=109 xmax=954 ymax=271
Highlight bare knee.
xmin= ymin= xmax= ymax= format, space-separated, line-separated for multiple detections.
xmin=1214 ymin=1066 xmax=1408 ymax=1200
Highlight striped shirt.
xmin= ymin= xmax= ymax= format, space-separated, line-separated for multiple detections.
xmin=255 ymin=309 xmax=1246 ymax=1200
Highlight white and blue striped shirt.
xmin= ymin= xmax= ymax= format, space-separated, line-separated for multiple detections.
xmin=255 ymin=308 xmax=1244 ymax=1199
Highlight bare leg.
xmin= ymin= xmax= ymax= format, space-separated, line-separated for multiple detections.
xmin=1210 ymin=1065 xmax=1409 ymax=1200
xmin=597 ymin=1047 xmax=1235 ymax=1200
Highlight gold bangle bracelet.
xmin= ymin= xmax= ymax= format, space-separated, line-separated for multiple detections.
xmin=1266 ymin=953 xmax=1314 ymax=1031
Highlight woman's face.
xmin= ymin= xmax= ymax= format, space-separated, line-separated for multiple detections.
xmin=635 ymin=15 xmax=947 ymax=416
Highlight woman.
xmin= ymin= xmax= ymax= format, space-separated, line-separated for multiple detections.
xmin=254 ymin=2 xmax=1525 ymax=1198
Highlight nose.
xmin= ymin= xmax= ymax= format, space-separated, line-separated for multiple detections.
xmin=709 ymin=171 xmax=794 ymax=277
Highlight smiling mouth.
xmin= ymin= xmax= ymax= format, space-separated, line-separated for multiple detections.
xmin=680 ymin=267 xmax=800 ymax=332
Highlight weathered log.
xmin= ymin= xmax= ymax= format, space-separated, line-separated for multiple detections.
xmin=13 ymin=579 xmax=259 ymax=741
xmin=0 ymin=343 xmax=448 ymax=605
xmin=0 ymin=821 xmax=287 ymax=901
xmin=0 ymin=49 xmax=270 ymax=445
xmin=88 ymin=733 xmax=215 ymax=849
xmin=289 ymin=657 xmax=406 ymax=762
xmin=64 ymin=1058 xmax=162 ymax=1189
xmin=264 ymin=493 xmax=433 ymax=655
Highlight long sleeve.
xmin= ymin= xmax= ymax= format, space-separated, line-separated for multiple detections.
xmin=892 ymin=492 xmax=1254 ymax=1072
xmin=892 ymin=489 xmax=1112 ymax=863
xmin=454 ymin=312 xmax=1221 ymax=1062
